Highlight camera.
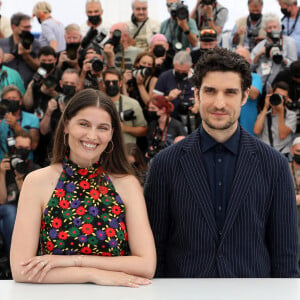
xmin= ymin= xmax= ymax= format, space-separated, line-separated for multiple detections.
xmin=286 ymin=100 xmax=300 ymax=110
xmin=178 ymin=99 xmax=194 ymax=115
xmin=66 ymin=42 xmax=81 ymax=60
xmin=132 ymin=67 xmax=152 ymax=78
xmin=247 ymin=27 xmax=259 ymax=50
xmin=201 ymin=0 xmax=216 ymax=5
xmin=81 ymin=28 xmax=109 ymax=50
xmin=32 ymin=67 xmax=47 ymax=84
xmin=10 ymin=154 xmax=30 ymax=174
xmin=89 ymin=57 xmax=104 ymax=73
xmin=120 ymin=109 xmax=136 ymax=121
xmin=270 ymin=93 xmax=284 ymax=106
xmin=265 ymin=31 xmax=283 ymax=64
xmin=20 ymin=31 xmax=34 ymax=49
xmin=169 ymin=2 xmax=189 ymax=20
xmin=147 ymin=131 xmax=164 ymax=159
xmin=153 ymin=45 xmax=166 ymax=58
xmin=105 ymin=29 xmax=122 ymax=53
xmin=0 ymin=100 xmax=20 ymax=120
xmin=43 ymin=74 xmax=58 ymax=89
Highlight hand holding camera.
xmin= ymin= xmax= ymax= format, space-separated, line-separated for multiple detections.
xmin=46 ymin=99 xmax=58 ymax=115
xmin=0 ymin=158 xmax=11 ymax=174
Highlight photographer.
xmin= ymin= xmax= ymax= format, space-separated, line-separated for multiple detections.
xmin=253 ymin=81 xmax=297 ymax=157
xmin=251 ymin=13 xmax=297 ymax=94
xmin=160 ymin=0 xmax=198 ymax=52
xmin=190 ymin=0 xmax=228 ymax=39
xmin=146 ymin=95 xmax=186 ymax=160
xmin=57 ymin=24 xmax=82 ymax=72
xmin=23 ymin=46 xmax=61 ymax=117
xmin=230 ymin=0 xmax=265 ymax=51
xmin=0 ymin=85 xmax=39 ymax=162
xmin=0 ymin=13 xmax=40 ymax=87
xmin=103 ymin=67 xmax=147 ymax=144
xmin=0 ymin=132 xmax=39 ymax=256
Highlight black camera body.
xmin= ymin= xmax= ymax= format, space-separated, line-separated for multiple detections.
xmin=120 ymin=109 xmax=136 ymax=121
xmin=147 ymin=135 xmax=163 ymax=158
xmin=20 ymin=31 xmax=34 ymax=49
xmin=170 ymin=2 xmax=189 ymax=20
xmin=132 ymin=67 xmax=152 ymax=79
xmin=286 ymin=100 xmax=300 ymax=110
xmin=265 ymin=31 xmax=283 ymax=64
xmin=89 ymin=57 xmax=104 ymax=73
xmin=270 ymin=93 xmax=284 ymax=106
xmin=105 ymin=29 xmax=122 ymax=53
xmin=10 ymin=154 xmax=30 ymax=174
xmin=32 ymin=67 xmax=47 ymax=84
xmin=178 ymin=99 xmax=194 ymax=115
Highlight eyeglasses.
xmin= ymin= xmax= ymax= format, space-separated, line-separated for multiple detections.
xmin=135 ymin=7 xmax=147 ymax=11
xmin=104 ymin=80 xmax=118 ymax=86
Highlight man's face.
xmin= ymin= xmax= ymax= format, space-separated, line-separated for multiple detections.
xmin=3 ymin=90 xmax=22 ymax=107
xmin=173 ymin=63 xmax=190 ymax=74
xmin=14 ymin=19 xmax=32 ymax=36
xmin=103 ymin=73 xmax=122 ymax=90
xmin=265 ymin=21 xmax=280 ymax=33
xmin=65 ymin=30 xmax=81 ymax=43
xmin=61 ymin=73 xmax=79 ymax=89
xmin=200 ymin=40 xmax=217 ymax=50
xmin=248 ymin=2 xmax=262 ymax=14
xmin=271 ymin=87 xmax=289 ymax=109
xmin=195 ymin=71 xmax=248 ymax=132
xmin=133 ymin=1 xmax=148 ymax=22
xmin=15 ymin=136 xmax=31 ymax=151
xmin=86 ymin=2 xmax=102 ymax=17
xmin=39 ymin=54 xmax=56 ymax=64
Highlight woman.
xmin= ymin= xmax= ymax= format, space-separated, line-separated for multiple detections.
xmin=146 ymin=96 xmax=187 ymax=159
xmin=10 ymin=89 xmax=156 ymax=287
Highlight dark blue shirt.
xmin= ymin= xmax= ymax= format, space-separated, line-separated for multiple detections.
xmin=200 ymin=126 xmax=240 ymax=234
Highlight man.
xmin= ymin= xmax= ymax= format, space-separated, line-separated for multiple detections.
xmin=230 ymin=0 xmax=266 ymax=51
xmin=0 ymin=48 xmax=25 ymax=95
xmin=191 ymin=27 xmax=218 ymax=66
xmin=80 ymin=0 xmax=109 ymax=37
xmin=145 ymin=47 xmax=299 ymax=277
xmin=251 ymin=13 xmax=297 ymax=94
xmin=57 ymin=24 xmax=82 ymax=72
xmin=0 ymin=13 xmax=40 ymax=88
xmin=278 ymin=0 xmax=300 ymax=59
xmin=126 ymin=0 xmax=160 ymax=51
xmin=0 ymin=85 xmax=39 ymax=161
xmin=253 ymin=81 xmax=297 ymax=157
xmin=160 ymin=0 xmax=198 ymax=51
xmin=190 ymin=0 xmax=228 ymax=40
xmin=32 ymin=1 xmax=65 ymax=52
xmin=153 ymin=50 xmax=195 ymax=125
xmin=0 ymin=132 xmax=39 ymax=255
xmin=104 ymin=22 xmax=142 ymax=71
xmin=103 ymin=67 xmax=147 ymax=144
xmin=236 ymin=46 xmax=262 ymax=136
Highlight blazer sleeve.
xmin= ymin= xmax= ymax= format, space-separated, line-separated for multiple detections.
xmin=144 ymin=154 xmax=170 ymax=277
xmin=267 ymin=156 xmax=299 ymax=277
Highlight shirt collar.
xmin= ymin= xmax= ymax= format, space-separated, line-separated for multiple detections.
xmin=200 ymin=125 xmax=240 ymax=155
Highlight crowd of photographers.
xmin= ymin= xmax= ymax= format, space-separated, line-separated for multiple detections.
xmin=1 ymin=0 xmax=300 ymax=277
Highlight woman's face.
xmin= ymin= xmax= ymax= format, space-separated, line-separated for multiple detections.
xmin=65 ymin=106 xmax=113 ymax=167
xmin=138 ymin=55 xmax=153 ymax=68
xmin=148 ymin=102 xmax=164 ymax=117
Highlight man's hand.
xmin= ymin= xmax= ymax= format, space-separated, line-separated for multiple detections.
xmin=3 ymin=53 xmax=15 ymax=63
xmin=177 ymin=18 xmax=189 ymax=32
xmin=4 ymin=112 xmax=18 ymax=129
xmin=167 ymin=89 xmax=182 ymax=101
xmin=201 ymin=4 xmax=213 ymax=18
xmin=103 ymin=44 xmax=114 ymax=58
xmin=40 ymin=84 xmax=58 ymax=98
xmin=47 ymin=99 xmax=58 ymax=114
xmin=0 ymin=158 xmax=11 ymax=174
xmin=18 ymin=43 xmax=32 ymax=56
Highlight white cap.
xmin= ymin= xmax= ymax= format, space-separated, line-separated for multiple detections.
xmin=292 ymin=137 xmax=300 ymax=146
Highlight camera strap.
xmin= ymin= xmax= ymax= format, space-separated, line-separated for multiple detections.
xmin=151 ymin=116 xmax=170 ymax=146
xmin=167 ymin=19 xmax=183 ymax=44
xmin=133 ymin=18 xmax=148 ymax=39
xmin=266 ymin=112 xmax=274 ymax=147
xmin=119 ymin=95 xmax=123 ymax=119
xmin=246 ymin=15 xmax=261 ymax=31
xmin=283 ymin=8 xmax=300 ymax=36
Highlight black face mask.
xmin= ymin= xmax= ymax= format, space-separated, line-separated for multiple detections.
xmin=1 ymin=99 xmax=20 ymax=114
xmin=62 ymin=85 xmax=76 ymax=97
xmin=174 ymin=71 xmax=188 ymax=81
xmin=15 ymin=147 xmax=30 ymax=160
xmin=153 ymin=45 xmax=166 ymax=58
xmin=40 ymin=62 xmax=55 ymax=73
xmin=250 ymin=13 xmax=262 ymax=22
xmin=281 ymin=8 xmax=291 ymax=18
xmin=88 ymin=15 xmax=101 ymax=26
xmin=148 ymin=111 xmax=160 ymax=122
xmin=294 ymin=154 xmax=300 ymax=164
xmin=37 ymin=17 xmax=42 ymax=24
xmin=105 ymin=83 xmax=120 ymax=97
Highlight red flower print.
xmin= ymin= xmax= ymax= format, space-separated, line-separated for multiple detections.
xmin=78 ymin=169 xmax=88 ymax=175
xmin=99 ymin=186 xmax=108 ymax=195
xmin=82 ymin=224 xmax=93 ymax=235
xmin=120 ymin=250 xmax=125 ymax=256
xmin=52 ymin=217 xmax=62 ymax=229
xmin=90 ymin=189 xmax=99 ymax=200
xmin=112 ymin=205 xmax=121 ymax=215
xmin=102 ymin=252 xmax=112 ymax=256
xmin=105 ymin=227 xmax=116 ymax=237
xmin=58 ymin=231 xmax=68 ymax=240
xmin=41 ymin=220 xmax=45 ymax=229
xmin=55 ymin=189 xmax=65 ymax=198
xmin=59 ymin=200 xmax=70 ymax=209
xmin=46 ymin=241 xmax=54 ymax=251
xmin=96 ymin=166 xmax=103 ymax=174
xmin=88 ymin=173 xmax=98 ymax=179
xmin=125 ymin=232 xmax=128 ymax=241
xmin=81 ymin=247 xmax=92 ymax=254
xmin=80 ymin=180 xmax=90 ymax=189
xmin=76 ymin=206 xmax=86 ymax=215
xmin=119 ymin=222 xmax=125 ymax=230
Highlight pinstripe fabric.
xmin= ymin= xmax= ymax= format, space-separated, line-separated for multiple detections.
xmin=144 ymin=127 xmax=299 ymax=278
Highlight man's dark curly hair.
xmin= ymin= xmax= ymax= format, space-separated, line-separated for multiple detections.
xmin=192 ymin=47 xmax=252 ymax=93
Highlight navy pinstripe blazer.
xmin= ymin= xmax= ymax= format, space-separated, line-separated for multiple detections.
xmin=144 ymin=126 xmax=299 ymax=278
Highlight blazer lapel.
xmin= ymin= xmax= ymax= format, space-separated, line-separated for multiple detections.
xmin=180 ymin=129 xmax=219 ymax=241
xmin=220 ymin=130 xmax=259 ymax=242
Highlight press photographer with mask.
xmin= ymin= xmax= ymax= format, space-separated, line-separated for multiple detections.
xmin=160 ymin=0 xmax=198 ymax=52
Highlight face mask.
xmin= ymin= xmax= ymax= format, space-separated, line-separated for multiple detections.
xmin=105 ymin=83 xmax=120 ymax=97
xmin=281 ymin=8 xmax=291 ymax=18
xmin=88 ymin=15 xmax=101 ymax=26
xmin=15 ymin=147 xmax=30 ymax=160
xmin=153 ymin=45 xmax=166 ymax=58
xmin=37 ymin=17 xmax=42 ymax=24
xmin=8 ymin=100 xmax=20 ymax=113
xmin=147 ymin=111 xmax=160 ymax=122
xmin=294 ymin=154 xmax=300 ymax=164
xmin=174 ymin=71 xmax=188 ymax=81
xmin=62 ymin=85 xmax=76 ymax=97
xmin=250 ymin=13 xmax=262 ymax=22
xmin=40 ymin=62 xmax=54 ymax=73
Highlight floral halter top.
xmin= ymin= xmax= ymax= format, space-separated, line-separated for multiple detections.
xmin=39 ymin=157 xmax=130 ymax=256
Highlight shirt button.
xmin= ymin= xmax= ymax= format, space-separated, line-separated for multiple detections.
xmin=218 ymin=230 xmax=222 ymax=236
xmin=218 ymin=181 xmax=222 ymax=187
xmin=218 ymin=206 xmax=222 ymax=211
xmin=217 ymin=158 xmax=222 ymax=163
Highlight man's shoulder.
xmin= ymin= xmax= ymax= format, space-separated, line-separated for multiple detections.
xmin=21 ymin=111 xmax=39 ymax=123
xmin=120 ymin=94 xmax=140 ymax=106
xmin=158 ymin=69 xmax=174 ymax=80
xmin=0 ymin=37 xmax=10 ymax=46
